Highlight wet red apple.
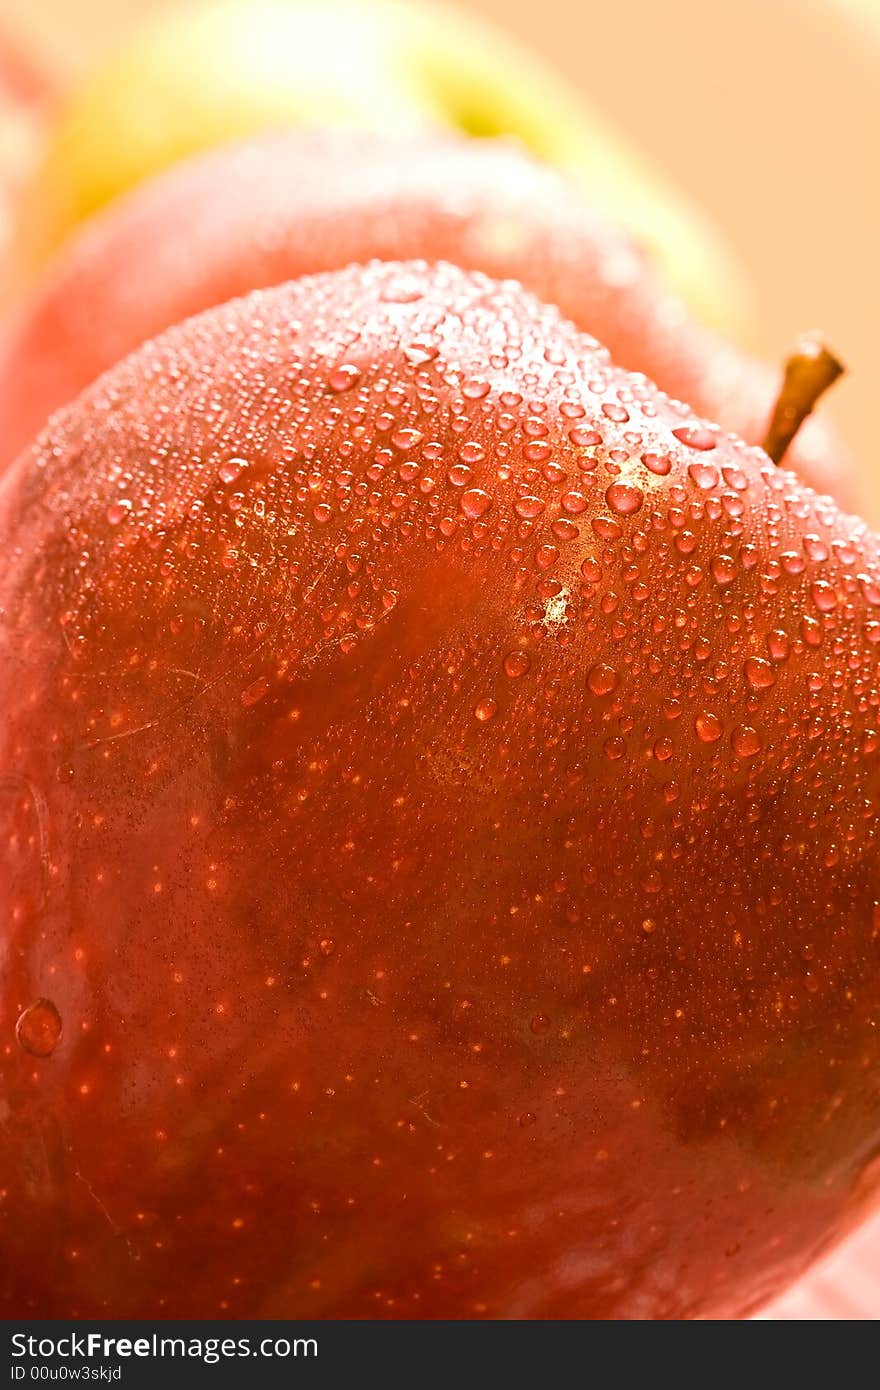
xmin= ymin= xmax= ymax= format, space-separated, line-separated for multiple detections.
xmin=1 ymin=262 xmax=878 ymax=1320
xmin=0 ymin=130 xmax=851 ymax=504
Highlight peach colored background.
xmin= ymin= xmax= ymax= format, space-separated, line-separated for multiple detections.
xmin=1 ymin=0 xmax=878 ymax=1320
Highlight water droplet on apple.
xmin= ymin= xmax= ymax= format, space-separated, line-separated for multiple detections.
xmin=404 ymin=339 xmax=438 ymax=364
xmin=687 ymin=462 xmax=720 ymax=491
xmin=711 ymin=555 xmax=737 ymax=586
xmin=462 ymin=379 xmax=491 ymax=400
xmin=447 ymin=464 xmax=472 ymax=487
xmin=523 ymin=440 xmax=552 ymax=464
xmin=642 ymin=451 xmax=672 ymax=475
xmin=514 ymin=496 xmax=545 ymax=519
xmin=16 ymin=999 xmax=62 ymax=1058
xmin=695 ymin=713 xmax=722 ymax=743
xmin=461 ymin=488 xmax=492 ymax=519
xmin=744 ymin=658 xmax=776 ymax=691
xmin=105 ymin=499 xmax=132 ymax=526
xmin=561 ymin=491 xmax=588 ymax=515
xmin=811 ymin=581 xmax=837 ymax=612
xmin=218 ymin=457 xmax=248 ymax=485
xmin=391 ymin=427 xmax=423 ymax=451
xmin=673 ymin=425 xmax=717 ymax=451
xmin=587 ymin=663 xmax=619 ymax=696
xmin=605 ymin=482 xmax=643 ymax=516
xmin=503 ymin=651 xmax=530 ymax=678
xmin=732 ymin=725 xmax=761 ymax=759
xmin=859 ymin=575 xmax=880 ymax=607
xmin=327 ymin=364 xmax=361 ymax=393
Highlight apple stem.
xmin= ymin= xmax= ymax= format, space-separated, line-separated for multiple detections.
xmin=762 ymin=334 xmax=844 ymax=465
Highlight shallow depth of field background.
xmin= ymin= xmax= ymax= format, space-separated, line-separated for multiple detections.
xmin=1 ymin=0 xmax=878 ymax=1320
xmin=3 ymin=0 xmax=878 ymax=516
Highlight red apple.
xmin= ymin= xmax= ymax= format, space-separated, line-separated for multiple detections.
xmin=0 ymin=130 xmax=851 ymax=503
xmin=1 ymin=261 xmax=878 ymax=1320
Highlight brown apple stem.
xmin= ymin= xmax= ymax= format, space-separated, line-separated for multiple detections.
xmin=762 ymin=334 xmax=844 ymax=464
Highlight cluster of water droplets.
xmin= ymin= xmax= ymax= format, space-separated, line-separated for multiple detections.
xmin=14 ymin=262 xmax=880 ymax=857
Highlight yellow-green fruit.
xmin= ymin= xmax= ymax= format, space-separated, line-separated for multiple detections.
xmin=18 ymin=0 xmax=750 ymax=335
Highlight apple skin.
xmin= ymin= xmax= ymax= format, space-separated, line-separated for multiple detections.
xmin=2 ymin=261 xmax=880 ymax=1320
xmin=0 ymin=130 xmax=850 ymax=504
xmin=14 ymin=0 xmax=748 ymax=336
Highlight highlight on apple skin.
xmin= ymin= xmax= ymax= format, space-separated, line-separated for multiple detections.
xmin=0 ymin=129 xmax=851 ymax=503
xmin=1 ymin=260 xmax=878 ymax=1320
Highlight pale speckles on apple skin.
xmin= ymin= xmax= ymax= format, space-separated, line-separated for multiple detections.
xmin=0 ymin=261 xmax=878 ymax=1319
